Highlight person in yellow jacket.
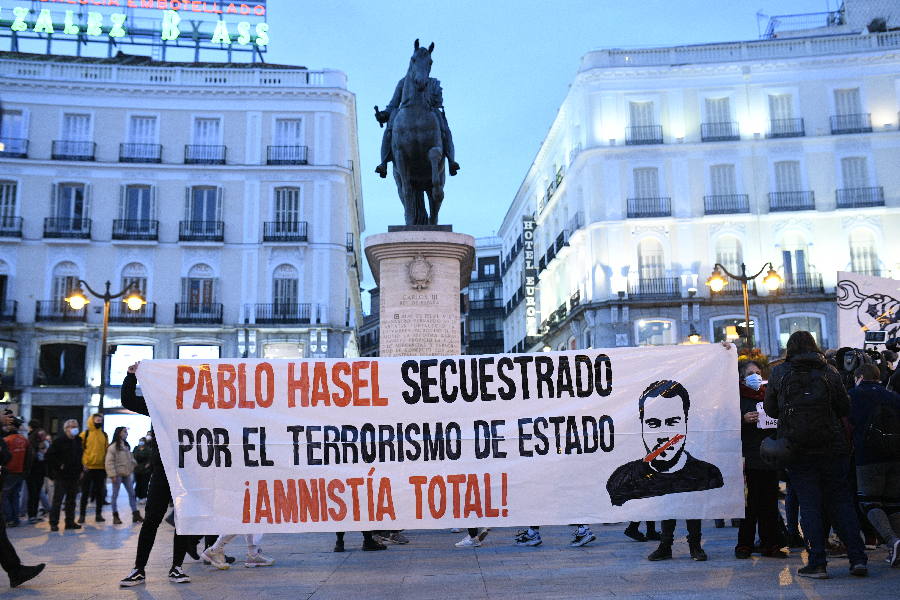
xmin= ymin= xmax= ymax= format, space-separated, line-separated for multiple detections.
xmin=78 ymin=413 xmax=109 ymax=523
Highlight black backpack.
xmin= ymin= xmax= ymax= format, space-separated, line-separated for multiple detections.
xmin=861 ymin=397 xmax=900 ymax=461
xmin=779 ymin=365 xmax=837 ymax=450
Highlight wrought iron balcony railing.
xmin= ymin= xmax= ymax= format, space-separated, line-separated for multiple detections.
xmin=710 ymin=279 xmax=757 ymax=297
xmin=779 ymin=271 xmax=824 ymax=294
xmin=179 ymin=220 xmax=224 ymax=242
xmin=119 ymin=143 xmax=162 ymax=163
xmin=0 ymin=216 xmax=23 ymax=238
xmin=0 ymin=138 xmax=28 ymax=158
xmin=701 ymin=122 xmax=740 ymax=142
xmin=108 ymin=302 xmax=156 ymax=324
xmin=255 ymin=303 xmax=311 ymax=325
xmin=627 ymin=277 xmax=681 ymax=299
xmin=174 ymin=303 xmax=223 ymax=324
xmin=267 ymin=145 xmax=308 ymax=165
xmin=625 ymin=125 xmax=664 ymax=145
xmin=43 ymin=217 xmax=91 ymax=239
xmin=704 ymin=194 xmax=750 ymax=215
xmin=263 ymin=221 xmax=308 ymax=242
xmin=184 ymin=144 xmax=226 ymax=165
xmin=767 ymin=118 xmax=805 ymax=138
xmin=768 ymin=191 xmax=815 ymax=212
xmin=468 ymin=331 xmax=503 ymax=344
xmin=830 ymin=113 xmax=872 ymax=135
xmin=468 ymin=298 xmax=504 ymax=312
xmin=112 ymin=219 xmax=159 ymax=241
xmin=51 ymin=140 xmax=95 ymax=161
xmin=627 ymin=197 xmax=672 ymax=218
xmin=835 ymin=187 xmax=884 ymax=209
xmin=35 ymin=300 xmax=86 ymax=322
xmin=0 ymin=301 xmax=17 ymax=322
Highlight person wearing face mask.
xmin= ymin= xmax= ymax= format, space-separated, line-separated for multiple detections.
xmin=44 ymin=420 xmax=84 ymax=532
xmin=735 ymin=360 xmax=784 ymax=559
xmin=132 ymin=437 xmax=152 ymax=505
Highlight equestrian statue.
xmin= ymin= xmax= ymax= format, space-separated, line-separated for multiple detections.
xmin=375 ymin=40 xmax=459 ymax=226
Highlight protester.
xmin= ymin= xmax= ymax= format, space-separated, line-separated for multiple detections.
xmin=44 ymin=419 xmax=83 ymax=531
xmin=648 ymin=520 xmax=707 ymax=561
xmin=0 ymin=412 xmax=44 ymax=588
xmin=105 ymin=426 xmax=142 ymax=525
xmin=132 ymin=437 xmax=153 ymax=504
xmin=202 ymin=534 xmax=273 ymax=568
xmin=78 ymin=413 xmax=109 ymax=523
xmin=848 ymin=363 xmax=900 ymax=567
xmin=25 ymin=429 xmax=48 ymax=524
xmin=735 ymin=360 xmax=784 ymax=559
xmin=764 ymin=330 xmax=868 ymax=579
xmin=333 ymin=531 xmax=386 ymax=552
xmin=455 ymin=527 xmax=490 ymax=547
xmin=1 ymin=415 xmax=29 ymax=528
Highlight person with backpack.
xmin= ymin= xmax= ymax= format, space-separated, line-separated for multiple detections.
xmin=763 ymin=330 xmax=868 ymax=579
xmin=848 ymin=362 xmax=900 ymax=567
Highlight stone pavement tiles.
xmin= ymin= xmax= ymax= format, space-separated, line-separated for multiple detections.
xmin=3 ymin=520 xmax=899 ymax=599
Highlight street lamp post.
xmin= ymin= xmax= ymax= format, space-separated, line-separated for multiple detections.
xmin=65 ymin=280 xmax=145 ymax=415
xmin=706 ymin=263 xmax=782 ymax=349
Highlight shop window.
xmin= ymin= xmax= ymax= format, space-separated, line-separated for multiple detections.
xmin=636 ymin=319 xmax=675 ymax=346
xmin=778 ymin=315 xmax=824 ymax=355
xmin=37 ymin=343 xmax=86 ymax=386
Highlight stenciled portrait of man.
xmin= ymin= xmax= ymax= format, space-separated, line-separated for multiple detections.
xmin=606 ymin=380 xmax=724 ymax=506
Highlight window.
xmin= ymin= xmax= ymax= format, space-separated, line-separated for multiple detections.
xmin=705 ymin=97 xmax=731 ymax=124
xmin=177 ymin=345 xmax=220 ymax=360
xmin=774 ymin=161 xmax=802 ymax=192
xmin=128 ymin=116 xmax=157 ymax=145
xmin=715 ymin=235 xmax=743 ymax=275
xmin=186 ymin=187 xmax=221 ymax=224
xmin=768 ymin=94 xmax=795 ymax=121
xmin=629 ymin=101 xmax=655 ymax=127
xmin=51 ymin=262 xmax=79 ymax=304
xmin=62 ymin=113 xmax=91 ymax=142
xmin=192 ymin=117 xmax=221 ymax=146
xmin=273 ymin=264 xmax=299 ymax=306
xmin=778 ymin=315 xmax=824 ymax=355
xmin=636 ymin=319 xmax=675 ymax=346
xmin=633 ymin=167 xmax=660 ymax=198
xmin=710 ymin=164 xmax=737 ymax=196
xmin=120 ymin=185 xmax=154 ymax=223
xmin=109 ymin=345 xmax=153 ymax=385
xmin=841 ymin=157 xmax=868 ymax=189
xmin=484 ymin=264 xmax=496 ymax=276
xmin=37 ymin=343 xmax=86 ymax=386
xmin=834 ymin=88 xmax=862 ymax=116
xmin=780 ymin=232 xmax=809 ymax=277
xmin=848 ymin=228 xmax=879 ymax=274
xmin=182 ymin=264 xmax=217 ymax=305
xmin=0 ymin=181 xmax=16 ymax=227
xmin=0 ymin=346 xmax=16 ymax=378
xmin=52 ymin=183 xmax=89 ymax=226
xmin=637 ymin=238 xmax=665 ymax=280
xmin=121 ymin=262 xmax=148 ymax=297
xmin=275 ymin=187 xmax=300 ymax=225
xmin=275 ymin=119 xmax=302 ymax=146
xmin=0 ymin=109 xmax=27 ymax=155
xmin=712 ymin=317 xmax=755 ymax=344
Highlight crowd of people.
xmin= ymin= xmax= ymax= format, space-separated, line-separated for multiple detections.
xmin=0 ymin=332 xmax=899 ymax=589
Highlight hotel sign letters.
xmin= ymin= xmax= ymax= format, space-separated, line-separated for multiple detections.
xmin=523 ymin=216 xmax=537 ymax=336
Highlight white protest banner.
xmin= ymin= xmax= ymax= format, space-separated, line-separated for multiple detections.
xmin=135 ymin=344 xmax=743 ymax=534
xmin=837 ymin=271 xmax=900 ymax=348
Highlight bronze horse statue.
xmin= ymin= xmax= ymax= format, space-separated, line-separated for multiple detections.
xmin=389 ymin=41 xmax=446 ymax=225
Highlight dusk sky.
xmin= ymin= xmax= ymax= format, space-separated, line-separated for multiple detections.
xmin=263 ymin=0 xmax=837 ymax=306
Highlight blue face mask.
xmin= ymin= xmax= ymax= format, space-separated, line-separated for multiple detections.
xmin=744 ymin=373 xmax=763 ymax=390
xmin=139 ymin=441 xmax=145 ymax=446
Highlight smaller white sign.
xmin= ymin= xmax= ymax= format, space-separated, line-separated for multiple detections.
xmin=756 ymin=402 xmax=777 ymax=429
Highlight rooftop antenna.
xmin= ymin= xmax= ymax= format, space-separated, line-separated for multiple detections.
xmin=756 ymin=11 xmax=769 ymax=39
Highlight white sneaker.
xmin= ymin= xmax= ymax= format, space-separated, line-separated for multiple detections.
xmin=202 ymin=547 xmax=229 ymax=570
xmin=245 ymin=552 xmax=274 ymax=567
xmin=450 ymin=528 xmax=462 ymax=533
xmin=514 ymin=528 xmax=542 ymax=546
xmin=168 ymin=566 xmax=190 ymax=584
xmin=455 ymin=536 xmax=481 ymax=547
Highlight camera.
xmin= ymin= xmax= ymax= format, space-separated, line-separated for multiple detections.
xmin=863 ymin=330 xmax=900 ymax=353
xmin=1 ymin=409 xmax=23 ymax=428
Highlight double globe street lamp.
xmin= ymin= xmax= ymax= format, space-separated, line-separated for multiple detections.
xmin=65 ymin=280 xmax=146 ymax=415
xmin=706 ymin=263 xmax=783 ymax=349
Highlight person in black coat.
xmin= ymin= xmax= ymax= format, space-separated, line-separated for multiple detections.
xmin=44 ymin=419 xmax=84 ymax=531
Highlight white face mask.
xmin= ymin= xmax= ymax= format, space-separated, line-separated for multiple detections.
xmin=744 ymin=374 xmax=763 ymax=390
xmin=69 ymin=427 xmax=80 ymax=436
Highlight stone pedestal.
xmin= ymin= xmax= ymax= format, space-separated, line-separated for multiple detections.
xmin=365 ymin=228 xmax=475 ymax=357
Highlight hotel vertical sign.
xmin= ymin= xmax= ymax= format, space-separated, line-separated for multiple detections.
xmin=523 ymin=216 xmax=537 ymax=336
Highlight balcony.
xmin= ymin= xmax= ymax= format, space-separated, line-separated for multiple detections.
xmin=468 ymin=331 xmax=503 ymax=344
xmin=569 ymin=289 xmax=581 ymax=310
xmin=51 ymin=140 xmax=95 ymax=161
xmin=43 ymin=217 xmax=91 ymax=239
xmin=112 ymin=219 xmax=159 ymax=241
xmin=701 ymin=122 xmax=740 ymax=142
xmin=625 ymin=125 xmax=663 ymax=145
xmin=767 ymin=118 xmax=805 ymax=138
xmin=119 ymin=143 xmax=162 ymax=163
xmin=779 ymin=271 xmax=825 ymax=294
xmin=704 ymin=194 xmax=750 ymax=215
xmin=538 ymin=255 xmax=547 ymax=272
xmin=108 ymin=302 xmax=156 ymax=324
xmin=830 ymin=113 xmax=872 ymax=135
xmin=255 ymin=303 xmax=311 ymax=325
xmin=174 ymin=303 xmax=223 ymax=325
xmin=627 ymin=277 xmax=681 ymax=299
xmin=267 ymin=145 xmax=308 ymax=165
xmin=711 ymin=279 xmax=757 ymax=297
xmin=0 ymin=138 xmax=28 ymax=158
xmin=179 ymin=220 xmax=224 ymax=242
xmin=851 ymin=269 xmax=891 ymax=278
xmin=35 ymin=300 xmax=86 ymax=322
xmin=627 ymin=197 xmax=672 ymax=218
xmin=768 ymin=191 xmax=815 ymax=212
xmin=346 ymin=233 xmax=355 ymax=253
xmin=184 ymin=145 xmax=226 ymax=165
xmin=505 ymin=285 xmax=525 ymax=315
xmin=555 ymin=230 xmax=569 ymax=254
xmin=0 ymin=301 xmax=16 ymax=323
xmin=836 ymin=187 xmax=884 ymax=209
xmin=468 ymin=298 xmax=504 ymax=313
xmin=0 ymin=216 xmax=23 ymax=238
xmin=263 ymin=221 xmax=308 ymax=242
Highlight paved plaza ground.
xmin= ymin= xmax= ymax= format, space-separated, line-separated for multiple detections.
xmin=4 ymin=518 xmax=900 ymax=599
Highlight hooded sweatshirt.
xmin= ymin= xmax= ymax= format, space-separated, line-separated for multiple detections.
xmin=79 ymin=415 xmax=109 ymax=469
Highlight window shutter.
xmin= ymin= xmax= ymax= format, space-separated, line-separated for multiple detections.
xmin=216 ymin=187 xmax=223 ymax=222
xmin=834 ymin=88 xmax=861 ymax=116
xmin=841 ymin=157 xmax=867 ymax=189
xmin=20 ymin=109 xmax=30 ymax=140
xmin=83 ymin=183 xmax=91 ymax=220
xmin=118 ymin=184 xmax=127 ymax=220
xmin=710 ymin=164 xmax=737 ymax=195
xmin=50 ymin=183 xmax=59 ymax=219
xmin=181 ymin=278 xmax=188 ymax=304
xmin=149 ymin=185 xmax=157 ymax=220
xmin=184 ymin=187 xmax=192 ymax=221
xmin=774 ymin=161 xmax=801 ymax=192
xmin=705 ymin=97 xmax=730 ymax=123
xmin=629 ymin=101 xmax=654 ymax=127
xmin=213 ymin=278 xmax=220 ymax=303
xmin=633 ymin=168 xmax=660 ymax=198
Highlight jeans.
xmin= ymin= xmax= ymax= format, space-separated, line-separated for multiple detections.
xmin=1 ymin=475 xmax=24 ymax=524
xmin=111 ymin=474 xmax=137 ymax=513
xmin=787 ymin=452 xmax=867 ymax=568
xmin=785 ymin=477 xmax=800 ymax=535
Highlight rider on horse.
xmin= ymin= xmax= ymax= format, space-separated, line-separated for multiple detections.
xmin=375 ymin=75 xmax=459 ymax=179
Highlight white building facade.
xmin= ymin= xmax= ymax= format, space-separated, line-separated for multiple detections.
xmin=0 ymin=52 xmax=364 ymax=428
xmin=500 ymin=2 xmax=900 ymax=357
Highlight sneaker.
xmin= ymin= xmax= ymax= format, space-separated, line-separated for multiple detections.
xmin=797 ymin=563 xmax=828 ymax=579
xmin=202 ymin=548 xmax=229 ymax=570
xmin=514 ymin=529 xmax=542 ymax=547
xmin=571 ymin=526 xmax=596 ymax=547
xmin=9 ymin=564 xmax=45 ymax=588
xmin=386 ymin=532 xmax=409 ymax=544
xmin=168 ymin=566 xmax=190 ymax=583
xmin=245 ymin=552 xmax=274 ymax=567
xmin=64 ymin=522 xmax=82 ymax=530
xmin=888 ymin=539 xmax=900 ymax=567
xmin=477 ymin=528 xmax=491 ymax=542
xmin=50 ymin=524 xmax=59 ymax=532
xmin=828 ymin=543 xmax=848 ymax=559
xmin=450 ymin=528 xmax=462 ymax=533
xmin=362 ymin=537 xmax=387 ymax=551
xmin=849 ymin=563 xmax=868 ymax=577
xmin=455 ymin=536 xmax=481 ymax=547
xmin=120 ymin=568 xmax=146 ymax=587
xmin=27 ymin=517 xmax=43 ymax=524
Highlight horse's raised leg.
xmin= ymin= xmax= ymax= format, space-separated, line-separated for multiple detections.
xmin=427 ymin=147 xmax=444 ymax=225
